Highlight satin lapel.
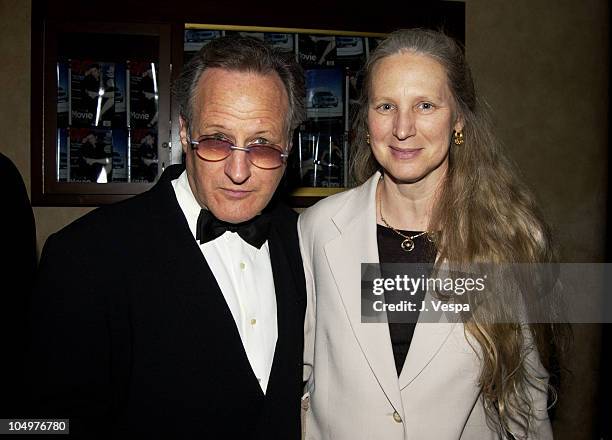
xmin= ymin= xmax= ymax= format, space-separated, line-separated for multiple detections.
xmin=265 ymin=221 xmax=303 ymax=398
xmin=324 ymin=173 xmax=403 ymax=412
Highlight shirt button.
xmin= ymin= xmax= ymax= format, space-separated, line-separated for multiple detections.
xmin=250 ymin=318 xmax=257 ymax=326
xmin=392 ymin=411 xmax=402 ymax=423
xmin=240 ymin=262 xmax=246 ymax=270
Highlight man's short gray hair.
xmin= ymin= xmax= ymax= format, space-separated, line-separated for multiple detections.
xmin=173 ymin=35 xmax=306 ymax=140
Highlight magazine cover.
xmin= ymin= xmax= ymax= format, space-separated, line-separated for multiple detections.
xmin=57 ymin=61 xmax=69 ymax=128
xmin=112 ymin=129 xmax=128 ymax=182
xmin=130 ymin=128 xmax=158 ymax=183
xmin=264 ymin=33 xmax=294 ymax=52
xmin=334 ymin=36 xmax=366 ymax=69
xmin=70 ymin=60 xmax=115 ymax=127
xmin=290 ymin=119 xmax=344 ymax=188
xmin=128 ymin=61 xmax=159 ymax=129
xmin=97 ymin=63 xmax=116 ymax=127
xmin=113 ymin=62 xmax=127 ymax=128
xmin=57 ymin=128 xmax=69 ymax=182
xmin=223 ymin=31 xmax=294 ymax=52
xmin=69 ymin=127 xmax=113 ymax=183
xmin=298 ymin=35 xmax=336 ymax=67
xmin=234 ymin=31 xmax=265 ymax=41
xmin=306 ymin=68 xmax=344 ymax=119
xmin=184 ymin=29 xmax=222 ymax=53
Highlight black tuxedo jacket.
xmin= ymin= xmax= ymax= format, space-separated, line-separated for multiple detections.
xmin=28 ymin=165 xmax=306 ymax=439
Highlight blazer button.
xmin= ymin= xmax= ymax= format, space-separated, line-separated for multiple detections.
xmin=392 ymin=411 xmax=402 ymax=423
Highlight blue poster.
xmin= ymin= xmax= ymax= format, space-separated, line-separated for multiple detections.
xmin=306 ymin=68 xmax=344 ymax=119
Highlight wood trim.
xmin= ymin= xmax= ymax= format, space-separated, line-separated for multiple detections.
xmin=185 ymin=23 xmax=387 ymax=38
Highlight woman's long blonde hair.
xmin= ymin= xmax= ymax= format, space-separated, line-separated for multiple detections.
xmin=351 ymin=28 xmax=567 ymax=438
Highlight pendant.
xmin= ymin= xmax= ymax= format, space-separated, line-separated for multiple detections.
xmin=401 ymin=238 xmax=415 ymax=252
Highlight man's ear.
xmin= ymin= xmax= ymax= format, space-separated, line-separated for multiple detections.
xmin=179 ymin=116 xmax=189 ymax=154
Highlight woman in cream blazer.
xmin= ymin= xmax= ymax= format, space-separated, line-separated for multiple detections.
xmin=299 ymin=29 xmax=559 ymax=440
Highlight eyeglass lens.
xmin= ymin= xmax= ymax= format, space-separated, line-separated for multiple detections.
xmin=194 ymin=138 xmax=285 ymax=169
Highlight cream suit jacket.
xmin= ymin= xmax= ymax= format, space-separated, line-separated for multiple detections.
xmin=298 ymin=172 xmax=553 ymax=440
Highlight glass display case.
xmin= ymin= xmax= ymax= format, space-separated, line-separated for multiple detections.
xmin=31 ymin=21 xmax=171 ymax=205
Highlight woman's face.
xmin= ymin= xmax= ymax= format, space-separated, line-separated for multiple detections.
xmin=367 ymin=51 xmax=463 ymax=186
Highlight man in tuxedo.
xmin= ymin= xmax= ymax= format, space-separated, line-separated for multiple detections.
xmin=29 ymin=35 xmax=306 ymax=438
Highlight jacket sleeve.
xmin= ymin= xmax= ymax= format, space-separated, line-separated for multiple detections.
xmin=27 ymin=231 xmax=114 ymax=437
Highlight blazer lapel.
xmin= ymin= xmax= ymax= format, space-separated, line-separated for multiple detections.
xmin=324 ymin=173 xmax=403 ymax=412
xmin=398 ymin=320 xmax=456 ymax=390
xmin=398 ymin=264 xmax=456 ymax=389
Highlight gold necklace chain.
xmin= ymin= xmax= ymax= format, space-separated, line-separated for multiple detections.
xmin=379 ymin=190 xmax=432 ymax=252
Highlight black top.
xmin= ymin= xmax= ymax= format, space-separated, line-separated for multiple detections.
xmin=376 ymin=224 xmax=436 ymax=376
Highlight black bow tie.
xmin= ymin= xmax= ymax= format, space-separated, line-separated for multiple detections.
xmin=196 ymin=209 xmax=271 ymax=249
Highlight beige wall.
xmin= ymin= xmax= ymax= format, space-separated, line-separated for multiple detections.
xmin=0 ymin=0 xmax=93 ymax=257
xmin=466 ymin=0 xmax=608 ymax=263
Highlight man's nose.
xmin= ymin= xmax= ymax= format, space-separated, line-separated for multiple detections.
xmin=224 ymin=149 xmax=252 ymax=184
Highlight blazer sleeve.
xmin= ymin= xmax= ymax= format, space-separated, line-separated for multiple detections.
xmin=520 ymin=331 xmax=554 ymax=440
xmin=27 ymin=231 xmax=114 ymax=437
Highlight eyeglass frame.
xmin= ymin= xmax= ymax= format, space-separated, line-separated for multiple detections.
xmin=188 ymin=133 xmax=289 ymax=170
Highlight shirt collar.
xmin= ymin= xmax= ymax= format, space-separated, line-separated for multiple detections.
xmin=172 ymin=170 xmax=202 ymax=240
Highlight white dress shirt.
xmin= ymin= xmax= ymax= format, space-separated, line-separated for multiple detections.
xmin=172 ymin=171 xmax=278 ymax=393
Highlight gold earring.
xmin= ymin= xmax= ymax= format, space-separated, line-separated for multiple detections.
xmin=453 ymin=130 xmax=464 ymax=145
xmin=365 ymin=132 xmax=371 ymax=145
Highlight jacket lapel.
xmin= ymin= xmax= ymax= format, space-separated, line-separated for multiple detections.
xmin=398 ymin=320 xmax=456 ymax=390
xmin=265 ymin=214 xmax=305 ymax=398
xmin=323 ymin=173 xmax=403 ymax=412
xmin=398 ymin=262 xmax=456 ymax=389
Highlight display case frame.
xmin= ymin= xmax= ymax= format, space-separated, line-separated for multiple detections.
xmin=31 ymin=20 xmax=172 ymax=206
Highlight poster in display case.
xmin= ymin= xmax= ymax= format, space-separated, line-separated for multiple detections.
xmin=69 ymin=127 xmax=113 ymax=183
xmin=130 ymin=128 xmax=159 ymax=183
xmin=306 ymin=68 xmax=344 ymax=119
xmin=111 ymin=129 xmax=128 ymax=182
xmin=289 ymin=119 xmax=344 ymax=189
xmin=58 ymin=58 xmax=160 ymax=185
xmin=128 ymin=61 xmax=159 ymax=129
xmin=69 ymin=60 xmax=116 ymax=128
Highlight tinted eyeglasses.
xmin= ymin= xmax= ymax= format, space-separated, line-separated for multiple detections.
xmin=190 ymin=135 xmax=288 ymax=170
